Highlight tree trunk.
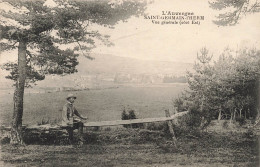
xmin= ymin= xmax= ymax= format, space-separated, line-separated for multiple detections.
xmin=10 ymin=41 xmax=27 ymax=144
xmin=218 ymin=109 xmax=222 ymax=121
xmin=229 ymin=112 xmax=233 ymax=125
xmin=233 ymin=108 xmax=237 ymax=120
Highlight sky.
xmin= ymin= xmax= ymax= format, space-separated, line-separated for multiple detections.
xmin=92 ymin=0 xmax=260 ymax=63
xmin=0 ymin=0 xmax=260 ymax=65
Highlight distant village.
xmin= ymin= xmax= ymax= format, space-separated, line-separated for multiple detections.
xmin=64 ymin=73 xmax=187 ymax=90
xmin=114 ymin=73 xmax=186 ymax=84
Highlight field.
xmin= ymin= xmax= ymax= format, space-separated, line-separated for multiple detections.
xmin=0 ymin=127 xmax=259 ymax=167
xmin=0 ymin=84 xmax=259 ymax=167
xmin=0 ymin=84 xmax=186 ymax=126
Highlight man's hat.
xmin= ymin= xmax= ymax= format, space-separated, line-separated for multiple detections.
xmin=67 ymin=94 xmax=77 ymax=100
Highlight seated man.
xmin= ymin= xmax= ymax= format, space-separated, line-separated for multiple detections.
xmin=62 ymin=94 xmax=87 ymax=144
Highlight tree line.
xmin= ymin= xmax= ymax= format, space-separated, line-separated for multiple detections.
xmin=174 ymin=47 xmax=260 ymax=128
xmin=163 ymin=75 xmax=186 ymax=83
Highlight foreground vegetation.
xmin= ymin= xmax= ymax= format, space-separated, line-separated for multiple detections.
xmin=1 ymin=122 xmax=258 ymax=167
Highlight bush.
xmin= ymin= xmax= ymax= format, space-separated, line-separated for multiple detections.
xmin=128 ymin=110 xmax=137 ymax=119
xmin=146 ymin=122 xmax=169 ymax=132
xmin=0 ymin=136 xmax=10 ymax=145
xmin=173 ymin=107 xmax=202 ymax=132
xmin=243 ymin=128 xmax=255 ymax=139
xmin=22 ymin=129 xmax=70 ymax=145
xmin=138 ymin=129 xmax=165 ymax=142
xmin=121 ymin=108 xmax=143 ymax=129
xmin=222 ymin=120 xmax=229 ymax=129
xmin=121 ymin=109 xmax=128 ymax=120
xmin=236 ymin=117 xmax=246 ymax=126
xmin=121 ymin=108 xmax=130 ymax=128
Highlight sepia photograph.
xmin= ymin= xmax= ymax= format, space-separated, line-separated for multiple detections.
xmin=0 ymin=0 xmax=259 ymax=166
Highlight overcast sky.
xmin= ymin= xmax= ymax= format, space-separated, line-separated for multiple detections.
xmin=0 ymin=0 xmax=260 ymax=65
xmin=93 ymin=0 xmax=260 ymax=63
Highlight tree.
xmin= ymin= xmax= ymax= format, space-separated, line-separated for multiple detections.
xmin=212 ymin=49 xmax=236 ymax=121
xmin=175 ymin=47 xmax=260 ymax=129
xmin=188 ymin=48 xmax=215 ymax=124
xmin=233 ymin=48 xmax=260 ymax=119
xmin=0 ymin=0 xmax=147 ymax=144
xmin=209 ymin=0 xmax=260 ymax=26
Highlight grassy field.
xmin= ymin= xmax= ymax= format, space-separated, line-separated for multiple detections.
xmin=0 ymin=84 xmax=186 ymax=126
xmin=0 ymin=127 xmax=259 ymax=167
xmin=0 ymin=84 xmax=259 ymax=167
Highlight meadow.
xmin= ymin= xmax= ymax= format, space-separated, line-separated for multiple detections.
xmin=0 ymin=84 xmax=259 ymax=166
xmin=1 ymin=126 xmax=258 ymax=167
xmin=0 ymin=84 xmax=187 ymax=126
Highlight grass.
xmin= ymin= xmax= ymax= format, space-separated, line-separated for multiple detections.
xmin=0 ymin=85 xmax=259 ymax=166
xmin=0 ymin=85 xmax=186 ymax=126
xmin=0 ymin=127 xmax=259 ymax=167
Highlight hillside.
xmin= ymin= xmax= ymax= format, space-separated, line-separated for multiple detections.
xmin=77 ymin=53 xmax=192 ymax=75
xmin=0 ymin=53 xmax=193 ymax=90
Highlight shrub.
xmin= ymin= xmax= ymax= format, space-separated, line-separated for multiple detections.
xmin=146 ymin=122 xmax=169 ymax=132
xmin=121 ymin=108 xmax=128 ymax=120
xmin=128 ymin=110 xmax=137 ymax=119
xmin=0 ymin=136 xmax=10 ymax=145
xmin=174 ymin=107 xmax=201 ymax=132
xmin=22 ymin=129 xmax=70 ymax=145
xmin=236 ymin=117 xmax=246 ymax=126
xmin=222 ymin=120 xmax=229 ymax=129
xmin=243 ymin=128 xmax=255 ymax=139
xmin=138 ymin=129 xmax=165 ymax=142
xmin=121 ymin=108 xmax=143 ymax=128
xmin=121 ymin=108 xmax=130 ymax=128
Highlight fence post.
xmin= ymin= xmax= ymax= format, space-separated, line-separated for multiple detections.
xmin=165 ymin=109 xmax=177 ymax=146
